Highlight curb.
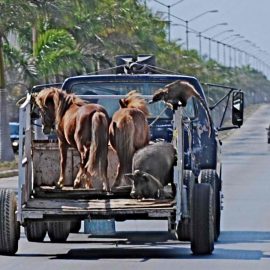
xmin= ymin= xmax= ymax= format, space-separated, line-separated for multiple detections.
xmin=0 ymin=169 xmax=18 ymax=178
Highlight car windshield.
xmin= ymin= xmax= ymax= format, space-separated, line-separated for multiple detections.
xmin=69 ymin=82 xmax=195 ymax=119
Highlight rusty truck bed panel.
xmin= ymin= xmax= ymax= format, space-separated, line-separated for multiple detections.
xmin=23 ymin=198 xmax=176 ymax=219
xmin=34 ymin=185 xmax=133 ymax=199
xmin=32 ymin=141 xmax=119 ymax=188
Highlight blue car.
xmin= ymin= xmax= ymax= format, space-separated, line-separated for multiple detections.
xmin=9 ymin=122 xmax=19 ymax=152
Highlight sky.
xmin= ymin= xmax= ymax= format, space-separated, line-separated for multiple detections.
xmin=146 ymin=0 xmax=270 ymax=70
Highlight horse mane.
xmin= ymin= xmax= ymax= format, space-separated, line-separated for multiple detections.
xmin=36 ymin=87 xmax=86 ymax=125
xmin=120 ymin=90 xmax=150 ymax=116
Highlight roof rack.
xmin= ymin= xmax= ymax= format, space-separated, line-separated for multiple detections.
xmin=115 ymin=54 xmax=156 ymax=74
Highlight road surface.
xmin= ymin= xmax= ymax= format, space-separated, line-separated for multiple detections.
xmin=1 ymin=104 xmax=270 ymax=269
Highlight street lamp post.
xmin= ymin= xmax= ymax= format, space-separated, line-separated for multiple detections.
xmin=234 ymin=47 xmax=237 ymax=67
xmin=152 ymin=0 xmax=185 ymax=42
xmin=222 ymin=43 xmax=226 ymax=65
xmin=217 ymin=41 xmax=220 ymax=62
xmin=226 ymin=36 xmax=244 ymax=67
xmin=229 ymin=45 xmax=232 ymax=67
xmin=185 ymin=9 xmax=218 ymax=50
xmin=198 ymin=22 xmax=227 ymax=56
xmin=220 ymin=33 xmax=241 ymax=43
xmin=227 ymin=35 xmax=244 ymax=44
xmin=208 ymin=29 xmax=233 ymax=60
xmin=211 ymin=29 xmax=234 ymax=40
xmin=208 ymin=37 xmax=212 ymax=59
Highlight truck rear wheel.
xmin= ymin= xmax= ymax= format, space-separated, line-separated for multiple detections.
xmin=191 ymin=183 xmax=214 ymax=255
xmin=0 ymin=189 xmax=20 ymax=255
xmin=24 ymin=221 xmax=47 ymax=242
xmin=70 ymin=220 xmax=81 ymax=233
xmin=47 ymin=221 xmax=70 ymax=242
xmin=176 ymin=170 xmax=195 ymax=241
xmin=176 ymin=219 xmax=190 ymax=241
xmin=200 ymin=169 xmax=221 ymax=241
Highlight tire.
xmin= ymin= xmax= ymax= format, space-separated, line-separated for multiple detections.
xmin=24 ymin=221 xmax=47 ymax=242
xmin=200 ymin=169 xmax=221 ymax=241
xmin=0 ymin=189 xmax=20 ymax=255
xmin=191 ymin=183 xmax=214 ymax=255
xmin=176 ymin=219 xmax=190 ymax=241
xmin=70 ymin=220 xmax=81 ymax=233
xmin=176 ymin=170 xmax=195 ymax=241
xmin=47 ymin=221 xmax=70 ymax=243
xmin=267 ymin=127 xmax=270 ymax=143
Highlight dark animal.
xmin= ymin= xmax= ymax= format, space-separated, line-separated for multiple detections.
xmin=35 ymin=87 xmax=109 ymax=191
xmin=109 ymin=90 xmax=150 ymax=188
xmin=125 ymin=142 xmax=176 ymax=199
xmin=150 ymin=80 xmax=212 ymax=136
xmin=127 ymin=170 xmax=173 ymax=199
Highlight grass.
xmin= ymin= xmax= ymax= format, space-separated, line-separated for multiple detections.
xmin=0 ymin=158 xmax=18 ymax=172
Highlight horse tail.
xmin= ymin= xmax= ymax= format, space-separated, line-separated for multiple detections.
xmin=87 ymin=111 xmax=109 ymax=185
xmin=112 ymin=115 xmax=135 ymax=181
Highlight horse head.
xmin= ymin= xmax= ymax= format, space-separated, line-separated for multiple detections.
xmin=119 ymin=90 xmax=150 ymax=116
xmin=35 ymin=88 xmax=58 ymax=134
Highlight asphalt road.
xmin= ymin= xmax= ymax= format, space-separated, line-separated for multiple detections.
xmin=1 ymin=104 xmax=270 ymax=269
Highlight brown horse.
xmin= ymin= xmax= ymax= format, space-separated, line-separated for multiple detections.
xmin=109 ymin=91 xmax=150 ymax=188
xmin=34 ymin=87 xmax=109 ymax=191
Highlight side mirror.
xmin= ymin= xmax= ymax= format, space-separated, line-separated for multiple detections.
xmin=232 ymin=91 xmax=244 ymax=127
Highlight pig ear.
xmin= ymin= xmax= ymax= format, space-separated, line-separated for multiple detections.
xmin=134 ymin=170 xmax=141 ymax=176
xmin=142 ymin=173 xmax=150 ymax=182
xmin=124 ymin=173 xmax=135 ymax=182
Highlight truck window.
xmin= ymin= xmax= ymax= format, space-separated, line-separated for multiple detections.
xmin=69 ymin=82 xmax=196 ymax=119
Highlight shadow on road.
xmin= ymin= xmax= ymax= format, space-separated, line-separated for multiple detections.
xmin=219 ymin=231 xmax=270 ymax=244
xmin=48 ymin=231 xmax=270 ymax=261
xmin=50 ymin=246 xmax=265 ymax=261
xmin=14 ymin=231 xmax=270 ymax=261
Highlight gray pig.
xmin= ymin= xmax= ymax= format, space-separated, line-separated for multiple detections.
xmin=125 ymin=142 xmax=177 ymax=199
xmin=127 ymin=170 xmax=173 ymax=199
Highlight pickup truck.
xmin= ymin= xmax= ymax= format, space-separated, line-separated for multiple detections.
xmin=0 ymin=55 xmax=244 ymax=256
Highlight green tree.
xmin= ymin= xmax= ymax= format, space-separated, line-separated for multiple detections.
xmin=0 ymin=1 xmax=33 ymax=161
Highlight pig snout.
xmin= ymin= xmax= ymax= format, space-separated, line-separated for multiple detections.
xmin=130 ymin=187 xmax=137 ymax=198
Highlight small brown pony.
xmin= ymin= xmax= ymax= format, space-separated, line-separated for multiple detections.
xmin=35 ymin=87 xmax=109 ymax=191
xmin=109 ymin=91 xmax=150 ymax=188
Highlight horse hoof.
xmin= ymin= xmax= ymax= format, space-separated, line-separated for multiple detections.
xmin=85 ymin=183 xmax=93 ymax=189
xmin=73 ymin=180 xmax=81 ymax=189
xmin=110 ymin=184 xmax=120 ymax=193
xmin=55 ymin=182 xmax=63 ymax=189
xmin=103 ymin=186 xmax=110 ymax=193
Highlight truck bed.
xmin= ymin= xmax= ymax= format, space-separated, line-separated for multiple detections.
xmin=25 ymin=141 xmax=175 ymax=221
xmin=23 ymin=197 xmax=175 ymax=220
xmin=34 ymin=185 xmax=133 ymax=199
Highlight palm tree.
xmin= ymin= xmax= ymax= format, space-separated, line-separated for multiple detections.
xmin=0 ymin=2 xmax=29 ymax=161
xmin=35 ymin=29 xmax=83 ymax=83
xmin=0 ymin=1 xmax=37 ymax=161
xmin=0 ymin=36 xmax=15 ymax=161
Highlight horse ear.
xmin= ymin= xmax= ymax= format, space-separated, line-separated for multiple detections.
xmin=16 ymin=93 xmax=38 ymax=107
xmin=16 ymin=96 xmax=27 ymax=106
xmin=119 ymin=98 xmax=125 ymax=108
xmin=31 ymin=93 xmax=38 ymax=105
